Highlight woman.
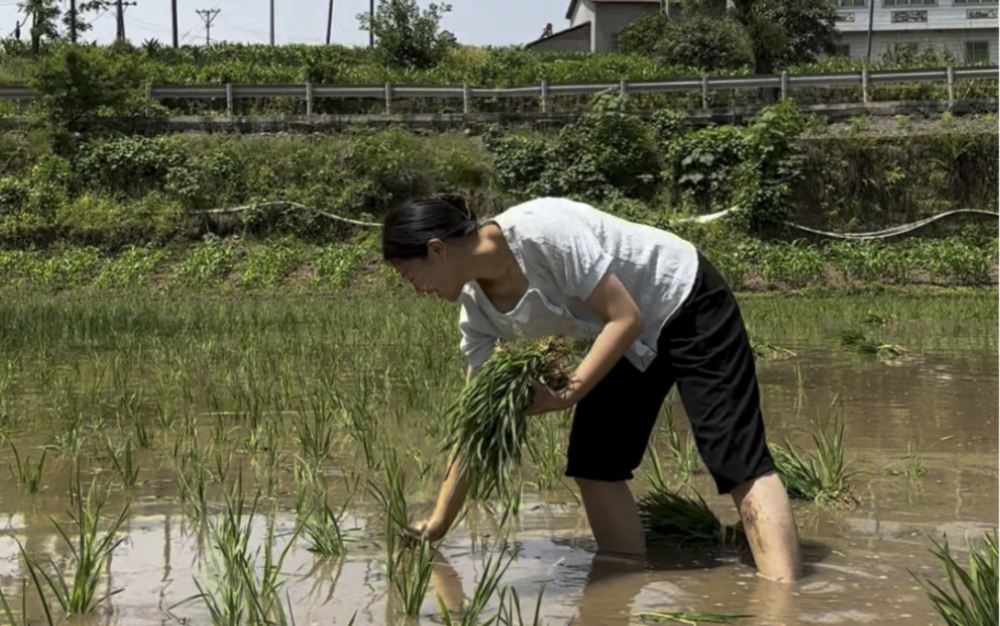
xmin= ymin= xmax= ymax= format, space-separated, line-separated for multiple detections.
xmin=381 ymin=195 xmax=802 ymax=583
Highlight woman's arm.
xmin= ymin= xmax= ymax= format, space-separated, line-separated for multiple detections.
xmin=412 ymin=366 xmax=480 ymax=541
xmin=529 ymin=271 xmax=644 ymax=415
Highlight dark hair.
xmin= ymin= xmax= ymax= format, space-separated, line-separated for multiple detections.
xmin=382 ymin=194 xmax=478 ymax=262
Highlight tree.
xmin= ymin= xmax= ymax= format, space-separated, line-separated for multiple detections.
xmin=62 ymin=1 xmax=115 ymax=43
xmin=619 ymin=12 xmax=752 ymax=72
xmin=18 ymin=0 xmax=60 ymax=56
xmin=731 ymin=0 xmax=837 ymax=74
xmin=357 ymin=0 xmax=454 ymax=69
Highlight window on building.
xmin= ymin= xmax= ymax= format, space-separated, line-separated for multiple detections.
xmin=882 ymin=0 xmax=935 ymax=6
xmin=833 ymin=44 xmax=852 ymax=57
xmin=833 ymin=0 xmax=866 ymax=7
xmin=611 ymin=32 xmax=620 ymax=52
xmin=966 ymin=41 xmax=991 ymax=64
xmin=954 ymin=0 xmax=997 ymax=4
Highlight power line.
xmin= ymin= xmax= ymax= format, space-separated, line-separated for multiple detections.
xmin=195 ymin=8 xmax=220 ymax=46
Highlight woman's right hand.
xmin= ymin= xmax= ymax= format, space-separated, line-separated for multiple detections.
xmin=408 ymin=517 xmax=448 ymax=543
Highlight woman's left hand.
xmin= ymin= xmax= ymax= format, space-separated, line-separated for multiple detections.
xmin=527 ymin=379 xmax=574 ymax=415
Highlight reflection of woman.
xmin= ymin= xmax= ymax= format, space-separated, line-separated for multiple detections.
xmin=382 ymin=195 xmax=801 ymax=582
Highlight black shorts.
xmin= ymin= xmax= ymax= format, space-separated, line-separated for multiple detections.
xmin=564 ymin=252 xmax=774 ymax=495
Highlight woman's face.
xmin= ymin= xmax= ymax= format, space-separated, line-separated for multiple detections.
xmin=391 ymin=240 xmax=466 ymax=302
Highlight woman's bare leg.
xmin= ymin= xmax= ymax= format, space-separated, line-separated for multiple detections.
xmin=730 ymin=471 xmax=802 ymax=583
xmin=575 ymin=477 xmax=646 ymax=555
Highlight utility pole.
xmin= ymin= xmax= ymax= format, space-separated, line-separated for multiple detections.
xmin=69 ymin=0 xmax=77 ymax=44
xmin=865 ymin=0 xmax=876 ymax=61
xmin=269 ymin=0 xmax=274 ymax=45
xmin=326 ymin=0 xmax=334 ymax=44
xmin=171 ymin=0 xmax=178 ymax=47
xmin=368 ymin=0 xmax=374 ymax=47
xmin=116 ymin=0 xmax=138 ymax=42
xmin=196 ymin=8 xmax=220 ymax=46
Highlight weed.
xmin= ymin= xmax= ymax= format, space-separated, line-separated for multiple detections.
xmin=8 ymin=443 xmax=46 ymax=493
xmin=940 ymin=111 xmax=955 ymax=127
xmin=496 ymin=585 xmax=547 ymax=626
xmin=910 ymin=529 xmax=998 ymax=626
xmin=895 ymin=114 xmax=911 ymax=128
xmin=887 ymin=441 xmax=928 ymax=481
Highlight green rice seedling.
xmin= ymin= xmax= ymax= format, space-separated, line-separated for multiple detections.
xmin=770 ymin=396 xmax=858 ymax=508
xmin=659 ymin=393 xmax=700 ymax=479
xmin=21 ymin=471 xmax=130 ymax=617
xmin=0 ymin=578 xmax=30 ymax=626
xmin=528 ymin=415 xmax=564 ymax=491
xmin=495 ymin=585 xmax=547 ymax=626
xmin=302 ymin=499 xmax=349 ymax=557
xmin=107 ymin=439 xmax=140 ymax=489
xmin=8 ymin=443 xmax=46 ymax=493
xmin=444 ymin=337 xmax=573 ymax=501
xmin=238 ymin=241 xmax=304 ymax=289
xmin=455 ymin=548 xmax=516 ymax=626
xmin=838 ymin=329 xmax=908 ymax=359
xmin=748 ymin=334 xmax=796 ymax=361
xmin=909 ymin=529 xmax=998 ymax=626
xmin=384 ymin=520 xmax=435 ymax=617
xmin=312 ymin=243 xmax=369 ymax=291
xmin=635 ymin=610 xmax=753 ymax=624
xmin=637 ymin=486 xmax=747 ymax=549
xmin=297 ymin=397 xmax=335 ymax=463
xmin=887 ymin=442 xmax=927 ymax=481
xmin=860 ymin=310 xmax=897 ymax=327
xmin=369 ymin=446 xmax=409 ymax=536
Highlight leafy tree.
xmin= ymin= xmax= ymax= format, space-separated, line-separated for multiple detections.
xmin=18 ymin=0 xmax=61 ymax=56
xmin=731 ymin=0 xmax=838 ymax=73
xmin=62 ymin=1 xmax=114 ymax=43
xmin=356 ymin=0 xmax=454 ymax=69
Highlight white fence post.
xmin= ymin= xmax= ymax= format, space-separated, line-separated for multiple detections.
xmin=701 ymin=75 xmax=709 ymax=109
xmin=540 ymin=79 xmax=549 ymax=113
xmin=780 ymin=71 xmax=789 ymax=101
xmin=384 ymin=83 xmax=392 ymax=115
xmin=225 ymin=83 xmax=233 ymax=115
xmin=861 ymin=69 xmax=869 ymax=104
xmin=306 ymin=82 xmax=314 ymax=116
xmin=946 ymin=66 xmax=955 ymax=110
xmin=463 ymin=83 xmax=471 ymax=114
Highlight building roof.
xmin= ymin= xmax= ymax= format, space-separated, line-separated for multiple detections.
xmin=524 ymin=21 xmax=591 ymax=49
xmin=565 ymin=0 xmax=662 ymax=20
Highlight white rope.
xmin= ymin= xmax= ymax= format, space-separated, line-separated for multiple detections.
xmin=198 ymin=201 xmax=381 ymax=227
xmin=199 ymin=201 xmax=999 ymax=240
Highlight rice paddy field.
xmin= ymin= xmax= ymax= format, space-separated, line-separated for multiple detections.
xmin=0 ymin=292 xmax=996 ymax=625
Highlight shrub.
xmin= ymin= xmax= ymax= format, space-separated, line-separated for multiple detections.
xmin=0 ymin=178 xmax=30 ymax=216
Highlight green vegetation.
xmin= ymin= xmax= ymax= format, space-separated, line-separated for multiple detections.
xmin=638 ymin=485 xmax=748 ymax=549
xmin=7 ymin=443 xmax=46 ymax=493
xmin=911 ymin=529 xmax=998 ymax=626
xmin=770 ymin=396 xmax=858 ymax=508
xmin=838 ymin=329 xmax=908 ymax=359
xmin=636 ymin=611 xmax=753 ymax=624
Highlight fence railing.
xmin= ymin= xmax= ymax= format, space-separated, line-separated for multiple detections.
xmin=0 ymin=67 xmax=996 ymax=114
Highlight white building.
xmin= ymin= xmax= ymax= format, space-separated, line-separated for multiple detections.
xmin=830 ymin=0 xmax=998 ymax=65
xmin=525 ymin=0 xmax=998 ymax=66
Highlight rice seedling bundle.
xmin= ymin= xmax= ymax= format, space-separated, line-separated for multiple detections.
xmin=838 ymin=329 xmax=907 ymax=359
xmin=443 ymin=337 xmax=574 ymax=501
xmin=637 ymin=487 xmax=748 ymax=551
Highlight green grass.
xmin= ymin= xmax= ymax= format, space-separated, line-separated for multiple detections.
xmin=910 ymin=529 xmax=998 ymax=626
xmin=635 ymin=611 xmax=753 ymax=624
xmin=660 ymin=393 xmax=700 ymax=479
xmin=444 ymin=337 xmax=574 ymax=502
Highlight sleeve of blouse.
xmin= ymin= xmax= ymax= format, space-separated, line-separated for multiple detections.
xmin=458 ymin=289 xmax=501 ymax=371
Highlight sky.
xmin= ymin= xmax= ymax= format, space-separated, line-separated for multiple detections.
xmin=0 ymin=0 xmax=573 ymax=48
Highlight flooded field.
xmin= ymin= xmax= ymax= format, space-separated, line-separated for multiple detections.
xmin=0 ymin=294 xmax=996 ymax=625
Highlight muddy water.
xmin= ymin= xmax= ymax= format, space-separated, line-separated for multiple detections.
xmin=0 ymin=297 xmax=996 ymax=626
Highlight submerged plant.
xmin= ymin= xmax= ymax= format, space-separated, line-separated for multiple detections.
xmin=444 ymin=337 xmax=573 ymax=501
xmin=910 ymin=529 xmax=998 ymax=626
xmin=636 ymin=610 xmax=753 ymax=624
